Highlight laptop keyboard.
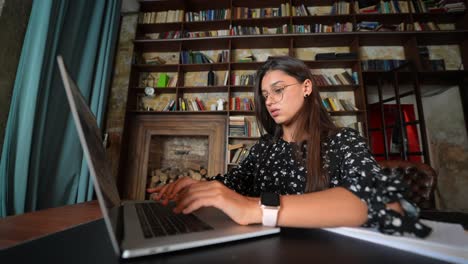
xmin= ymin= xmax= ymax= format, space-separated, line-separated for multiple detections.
xmin=135 ymin=203 xmax=213 ymax=238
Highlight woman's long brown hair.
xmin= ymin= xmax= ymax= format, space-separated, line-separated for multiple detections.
xmin=254 ymin=56 xmax=338 ymax=192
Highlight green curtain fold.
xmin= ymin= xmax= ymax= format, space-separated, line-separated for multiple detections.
xmin=0 ymin=0 xmax=121 ymax=217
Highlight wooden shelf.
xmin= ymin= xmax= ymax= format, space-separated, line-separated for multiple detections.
xmin=328 ymin=110 xmax=364 ymax=116
xmin=137 ymin=22 xmax=182 ymax=33
xmin=230 ymin=62 xmax=264 ymax=70
xmin=134 ymin=30 xmax=468 ymax=46
xmin=363 ymin=70 xmax=468 ymax=85
xmin=303 ymin=59 xmax=358 ymax=68
xmin=317 ymin=84 xmax=360 ymax=92
xmin=228 ymin=136 xmax=260 ymax=140
xmin=180 ymin=63 xmax=229 ymax=71
xmin=125 ymin=0 xmax=468 ymax=174
xmin=179 ymin=86 xmax=228 ymax=92
xmin=230 ymin=85 xmax=254 ymax=92
xmin=411 ymin=12 xmax=467 ymax=22
xmin=292 ymin=14 xmax=354 ymax=21
xmin=133 ymin=64 xmax=179 ymax=71
xmin=128 ymin=110 xmax=228 ymax=115
xmin=183 ymin=20 xmax=231 ymax=31
xmin=229 ymin=110 xmax=256 ymax=115
xmin=232 ymin=16 xmax=290 ymax=26
xmin=132 ymin=87 xmax=178 ymax=93
xmin=355 ymin=13 xmax=410 ymax=19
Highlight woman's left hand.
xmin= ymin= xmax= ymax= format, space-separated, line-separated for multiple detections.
xmin=174 ymin=180 xmax=261 ymax=226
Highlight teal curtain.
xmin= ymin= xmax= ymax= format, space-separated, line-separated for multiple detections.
xmin=0 ymin=0 xmax=121 ymax=217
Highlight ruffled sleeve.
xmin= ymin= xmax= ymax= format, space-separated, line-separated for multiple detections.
xmin=325 ymin=128 xmax=432 ymax=238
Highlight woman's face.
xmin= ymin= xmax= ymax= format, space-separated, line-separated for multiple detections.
xmin=261 ymin=70 xmax=309 ymax=126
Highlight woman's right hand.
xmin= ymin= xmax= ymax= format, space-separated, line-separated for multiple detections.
xmin=146 ymin=176 xmax=198 ymax=205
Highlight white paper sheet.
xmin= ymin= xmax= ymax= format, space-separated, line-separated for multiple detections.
xmin=323 ymin=220 xmax=468 ymax=263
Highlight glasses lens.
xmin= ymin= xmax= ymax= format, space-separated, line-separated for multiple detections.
xmin=272 ymin=87 xmax=284 ymax=103
xmin=263 ymin=86 xmax=284 ymax=103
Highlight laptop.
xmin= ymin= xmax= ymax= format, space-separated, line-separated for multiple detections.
xmin=56 ymin=55 xmax=280 ymax=259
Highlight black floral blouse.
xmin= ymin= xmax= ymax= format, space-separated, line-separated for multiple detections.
xmin=214 ymin=128 xmax=431 ymax=238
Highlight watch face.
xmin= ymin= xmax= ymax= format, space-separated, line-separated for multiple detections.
xmin=261 ymin=192 xmax=280 ymax=206
xmin=144 ymin=86 xmax=155 ymax=96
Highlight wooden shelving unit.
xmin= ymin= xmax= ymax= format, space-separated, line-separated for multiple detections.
xmin=121 ymin=0 xmax=468 ymax=174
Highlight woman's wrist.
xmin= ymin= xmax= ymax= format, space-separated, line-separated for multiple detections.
xmin=247 ymin=197 xmax=262 ymax=225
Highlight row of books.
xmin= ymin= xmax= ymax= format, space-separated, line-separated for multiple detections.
xmin=144 ymin=31 xmax=182 ymax=40
xmin=330 ymin=1 xmax=353 ymax=14
xmin=180 ymin=51 xmax=214 ymax=64
xmin=307 ymin=5 xmax=347 ymax=15
xmin=411 ymin=0 xmax=433 ymax=12
xmin=438 ymin=0 xmax=466 ymax=12
xmin=228 ymin=144 xmax=251 ymax=164
xmin=311 ymin=22 xmax=353 ymax=33
xmin=315 ymin=52 xmax=358 ymax=60
xmin=233 ymin=3 xmax=291 ymax=19
xmin=361 ymin=59 xmax=408 ymax=71
xmin=356 ymin=21 xmax=455 ymax=32
xmin=183 ymin=29 xmax=230 ymax=38
xmin=413 ymin=21 xmax=442 ymax=31
xmin=217 ymin=50 xmax=230 ymax=63
xmin=356 ymin=0 xmax=410 ymax=13
xmin=144 ymin=29 xmax=230 ymax=40
xmin=292 ymin=4 xmax=310 ymax=16
xmin=412 ymin=0 xmax=466 ymax=13
xmin=310 ymin=1 xmax=353 ymax=15
xmin=231 ymin=73 xmax=256 ymax=86
xmin=229 ymin=97 xmax=255 ymax=111
xmin=359 ymin=0 xmax=466 ymax=14
xmin=179 ymin=50 xmax=230 ymax=64
xmin=322 ymin=97 xmax=359 ymax=112
xmin=162 ymin=97 xmax=207 ymax=112
xmin=230 ymin=24 xmax=289 ymax=36
xmin=139 ymin=10 xmax=184 ymax=24
xmin=357 ymin=21 xmax=406 ymax=31
xmin=291 ymin=24 xmax=312 ymax=33
xmin=139 ymin=0 xmax=464 ymax=25
xmin=141 ymin=21 xmax=455 ymax=40
xmin=229 ymin=116 xmax=261 ymax=137
xmin=311 ymin=70 xmax=358 ymax=86
xmin=185 ymin=9 xmax=231 ymax=22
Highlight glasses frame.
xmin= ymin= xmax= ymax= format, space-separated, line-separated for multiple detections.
xmin=262 ymin=82 xmax=301 ymax=104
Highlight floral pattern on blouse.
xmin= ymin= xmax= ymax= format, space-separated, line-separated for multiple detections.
xmin=214 ymin=128 xmax=431 ymax=237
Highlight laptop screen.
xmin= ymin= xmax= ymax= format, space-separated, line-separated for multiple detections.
xmin=57 ymin=56 xmax=121 ymax=210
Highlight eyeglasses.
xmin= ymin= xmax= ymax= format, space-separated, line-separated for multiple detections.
xmin=261 ymin=83 xmax=300 ymax=104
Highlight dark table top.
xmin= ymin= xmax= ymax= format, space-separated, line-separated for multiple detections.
xmin=1 ymin=201 xmax=460 ymax=264
xmin=1 ymin=218 xmax=448 ymax=264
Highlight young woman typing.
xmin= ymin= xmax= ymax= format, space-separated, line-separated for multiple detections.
xmin=147 ymin=56 xmax=430 ymax=237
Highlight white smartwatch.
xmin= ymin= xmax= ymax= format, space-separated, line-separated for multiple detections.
xmin=260 ymin=192 xmax=280 ymax=227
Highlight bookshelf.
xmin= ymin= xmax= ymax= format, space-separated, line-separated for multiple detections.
xmin=125 ymin=0 xmax=468 ymax=173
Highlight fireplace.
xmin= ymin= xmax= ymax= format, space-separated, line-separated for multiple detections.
xmin=147 ymin=135 xmax=211 ymax=199
xmin=121 ymin=115 xmax=226 ymax=200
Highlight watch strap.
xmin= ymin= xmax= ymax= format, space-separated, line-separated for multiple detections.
xmin=262 ymin=206 xmax=279 ymax=227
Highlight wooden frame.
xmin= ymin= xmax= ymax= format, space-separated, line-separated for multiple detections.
xmin=122 ymin=114 xmax=226 ymax=199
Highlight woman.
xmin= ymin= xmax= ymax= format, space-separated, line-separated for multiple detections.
xmin=147 ymin=56 xmax=430 ymax=237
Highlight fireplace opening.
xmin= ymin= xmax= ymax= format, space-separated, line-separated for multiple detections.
xmin=122 ymin=115 xmax=226 ymax=200
xmin=146 ymin=135 xmax=213 ymax=198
